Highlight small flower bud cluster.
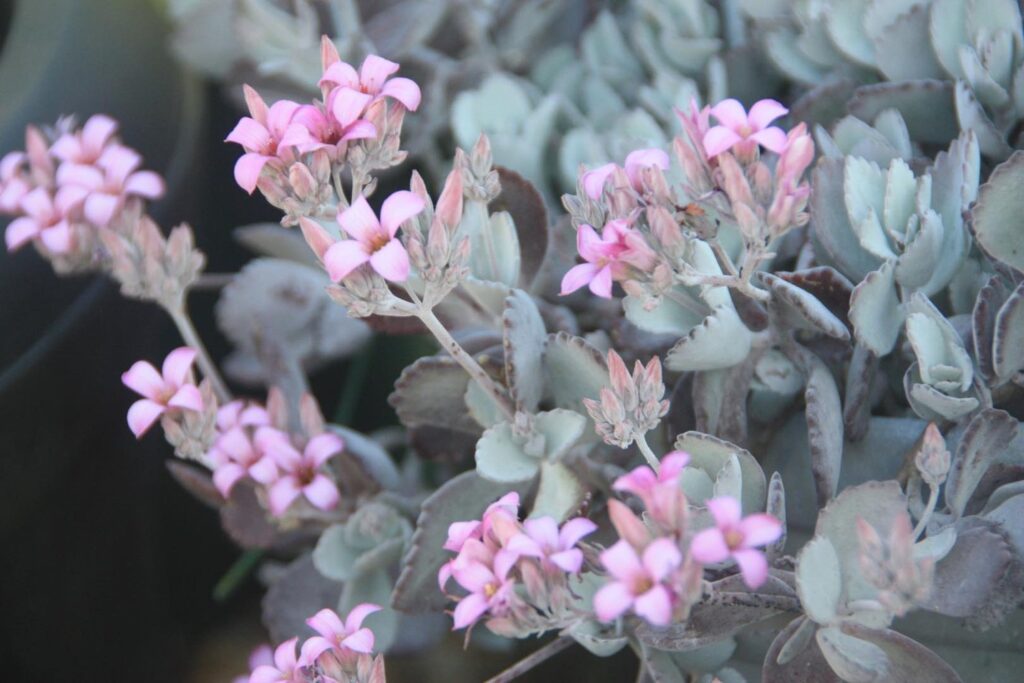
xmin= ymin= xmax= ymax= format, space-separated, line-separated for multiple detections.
xmin=438 ymin=493 xmax=597 ymax=638
xmin=857 ymin=515 xmax=934 ymax=617
xmin=596 ymin=452 xmax=783 ymax=627
xmin=915 ymin=423 xmax=952 ymax=488
xmin=237 ymin=605 xmax=386 ymax=683
xmin=583 ymin=349 xmax=669 ymax=448
xmin=2 ymin=115 xmax=165 ymax=271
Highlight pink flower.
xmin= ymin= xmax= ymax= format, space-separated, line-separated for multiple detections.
xmin=210 ymin=427 xmax=279 ymax=498
xmin=560 ymin=219 xmax=656 ymax=298
xmin=299 ymin=605 xmax=380 ymax=667
xmin=594 ymin=538 xmax=682 ymax=626
xmin=4 ymin=185 xmax=84 ymax=253
xmin=225 ymin=86 xmax=302 ymax=193
xmin=319 ymin=54 xmax=422 ymax=112
xmin=450 ymin=550 xmax=518 ymax=629
xmin=613 ymin=451 xmax=689 ymax=531
xmin=216 ymin=399 xmax=271 ymax=432
xmin=689 ymin=496 xmax=782 ymax=589
xmin=0 ymin=152 xmax=31 ymax=214
xmin=121 ymin=347 xmax=204 ymax=438
xmin=582 ymin=148 xmax=670 ymax=200
xmin=439 ymin=493 xmax=521 ymax=590
xmin=256 ymin=428 xmax=343 ymax=515
xmin=249 ymin=638 xmax=304 ymax=683
xmin=50 ymin=114 xmax=119 ymax=164
xmin=506 ymin=516 xmax=597 ymax=573
xmin=56 ymin=145 xmax=164 ymax=226
xmin=278 ymin=97 xmax=377 ymax=157
xmin=702 ymin=99 xmax=788 ymax=159
xmin=325 ymin=191 xmax=424 ymax=283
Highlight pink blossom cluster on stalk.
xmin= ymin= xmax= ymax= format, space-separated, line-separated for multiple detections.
xmin=1 ymin=114 xmax=163 ymax=255
xmin=438 ymin=493 xmax=597 ymax=633
xmin=235 ymin=605 xmax=382 ymax=683
xmin=207 ymin=399 xmax=344 ymax=516
xmin=594 ymin=451 xmax=782 ymax=627
xmin=226 ymin=49 xmax=421 ymax=194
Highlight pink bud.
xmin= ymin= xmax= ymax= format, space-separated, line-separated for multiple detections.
xmin=608 ymin=499 xmax=650 ymax=549
xmin=435 ymin=167 xmax=464 ymax=229
xmin=299 ymin=216 xmax=334 ymax=261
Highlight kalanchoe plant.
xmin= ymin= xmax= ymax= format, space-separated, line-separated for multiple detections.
xmin=8 ymin=4 xmax=1024 ymax=681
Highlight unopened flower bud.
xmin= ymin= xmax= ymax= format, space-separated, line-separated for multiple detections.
xmin=915 ymin=423 xmax=951 ymax=487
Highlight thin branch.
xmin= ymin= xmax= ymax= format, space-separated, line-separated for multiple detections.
xmin=167 ymin=300 xmax=231 ymax=403
xmin=636 ymin=433 xmax=661 ymax=473
xmin=484 ymin=636 xmax=575 ymax=683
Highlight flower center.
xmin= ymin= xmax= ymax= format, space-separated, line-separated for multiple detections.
xmin=633 ymin=576 xmax=654 ymax=595
xmin=367 ymin=232 xmax=390 ymax=253
xmin=483 ymin=582 xmax=498 ymax=599
xmin=724 ymin=529 xmax=744 ymax=549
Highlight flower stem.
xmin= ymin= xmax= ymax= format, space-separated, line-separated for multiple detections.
xmin=636 ymin=433 xmax=661 ymax=473
xmin=912 ymin=483 xmax=939 ymax=541
xmin=484 ymin=636 xmax=574 ymax=683
xmin=167 ymin=300 xmax=231 ymax=404
xmin=415 ymin=304 xmax=516 ymax=422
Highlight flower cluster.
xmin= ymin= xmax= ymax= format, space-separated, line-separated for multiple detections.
xmin=207 ymin=398 xmax=344 ymax=517
xmin=1 ymin=115 xmax=164 ymax=268
xmin=439 ymin=493 xmax=596 ymax=636
xmin=595 ymin=451 xmax=782 ymax=627
xmin=583 ymin=349 xmax=669 ymax=449
xmin=236 ymin=605 xmax=384 ymax=683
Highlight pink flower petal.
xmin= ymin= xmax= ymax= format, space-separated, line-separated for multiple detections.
xmin=506 ymin=533 xmax=544 ymax=558
xmin=582 ymin=163 xmax=616 ymax=200
xmin=217 ymin=427 xmax=254 ymax=461
xmin=634 ymin=584 xmax=673 ymax=626
xmin=127 ymin=399 xmax=165 ymax=438
xmin=268 ymin=476 xmax=302 ymax=516
xmin=225 ymin=117 xmax=271 ymax=152
xmin=249 ymin=665 xmax=287 ymax=683
xmin=380 ymin=77 xmax=422 ymax=111
xmin=750 ymin=127 xmax=788 ymax=154
xmin=560 ymin=262 xmax=600 ymax=296
xmin=702 ymin=126 xmax=743 ymax=158
xmin=588 ymin=264 xmax=614 ymax=298
xmin=213 ymin=462 xmax=247 ymax=497
xmin=124 ymin=171 xmax=165 ymax=199
xmin=524 ymin=517 xmax=560 ymax=549
xmin=339 ymin=119 xmax=378 ymax=141
xmin=82 ymin=114 xmax=118 ymax=154
xmin=319 ymin=61 xmax=359 ymax=89
xmin=493 ymin=549 xmax=518 ymax=581
xmin=452 ymin=592 xmax=489 ymax=629
xmin=122 ymin=360 xmax=165 ymax=399
xmin=168 ymin=384 xmax=204 ymax=412
xmin=549 ymin=548 xmax=584 ymax=573
xmin=369 ymin=238 xmax=410 ymax=282
xmin=324 ymin=240 xmax=370 ymax=282
xmin=747 ymin=99 xmax=788 ymax=130
xmin=337 ymin=195 xmax=381 ymax=243
xmin=575 ymin=223 xmax=606 ymax=263
xmin=706 ymin=496 xmax=742 ymax=526
xmin=233 ymin=153 xmax=271 ymax=194
xmin=689 ymin=528 xmax=730 ymax=564
xmin=559 ymin=517 xmax=598 ymax=548
xmin=600 ymin=540 xmax=645 ymax=582
xmin=20 ymin=186 xmax=55 ymax=217
xmin=84 ymin=192 xmax=121 ymax=227
xmin=251 ymin=643 xmax=275 ymax=670
xmin=380 ymin=190 xmax=425 ymax=237
xmin=330 ymin=88 xmax=373 ymax=128
xmin=444 ymin=521 xmax=481 ymax=552
xmin=641 ymin=538 xmax=682 ymax=581
xmin=162 ymin=347 xmax=198 ymax=386
xmin=56 ymin=163 xmax=104 ymax=191
xmin=40 ymin=221 xmax=71 ymax=254
xmin=359 ymin=55 xmax=400 ymax=92
xmin=98 ymin=146 xmax=142 ymax=184
xmin=307 ymin=608 xmax=346 ymax=639
xmin=345 ymin=603 xmax=382 ymax=633
xmin=613 ymin=466 xmax=657 ymax=495
xmin=50 ymin=135 xmax=82 ymax=162
xmin=305 ymin=432 xmax=344 ymax=466
xmin=659 ymin=451 xmax=690 ymax=480
xmin=54 ymin=184 xmax=88 ymax=213
xmin=303 ymin=474 xmax=340 ymax=511
xmin=453 ymin=561 xmax=496 ymax=593
xmin=593 ymin=581 xmax=634 ymax=622
xmin=709 ymin=98 xmax=748 ymax=129
xmin=264 ymin=438 xmax=304 ymax=473
xmin=732 ymin=548 xmax=769 ymax=588
xmin=266 ymin=100 xmax=301 ymax=137
xmin=248 ymin=455 xmax=279 ymax=485
xmin=5 ymin=217 xmax=39 ymax=250
xmin=341 ymin=627 xmax=375 ymax=654
xmin=298 ymin=636 xmax=333 ymax=668
xmin=738 ymin=513 xmax=783 ymax=548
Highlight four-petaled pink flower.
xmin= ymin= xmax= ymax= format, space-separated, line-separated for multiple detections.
xmin=702 ymin=99 xmax=788 ymax=159
xmin=121 ymin=347 xmax=204 ymax=438
xmin=613 ymin=450 xmax=689 ymax=530
xmin=256 ymin=428 xmax=343 ymax=515
xmin=0 ymin=152 xmax=31 ymax=214
xmin=450 ymin=549 xmax=518 ymax=629
xmin=210 ymin=427 xmax=279 ymax=498
xmin=582 ymin=148 xmax=670 ymax=200
xmin=279 ymin=96 xmax=377 ymax=157
xmin=50 ymin=114 xmax=119 ymax=165
xmin=319 ymin=54 xmax=422 ymax=113
xmin=249 ymin=638 xmax=304 ymax=683
xmin=325 ymin=191 xmax=424 ymax=283
xmin=560 ymin=219 xmax=656 ymax=298
xmin=56 ymin=145 xmax=164 ymax=226
xmin=506 ymin=516 xmax=597 ymax=573
xmin=594 ymin=538 xmax=682 ymax=626
xmin=4 ymin=185 xmax=84 ymax=253
xmin=689 ymin=496 xmax=782 ymax=589
xmin=299 ymin=605 xmax=380 ymax=667
xmin=225 ymin=87 xmax=301 ymax=193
